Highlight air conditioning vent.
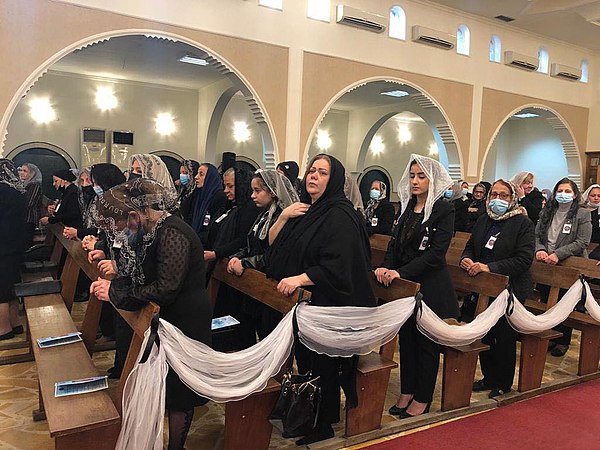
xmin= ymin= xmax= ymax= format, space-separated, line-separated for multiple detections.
xmin=110 ymin=130 xmax=134 ymax=169
xmin=550 ymin=63 xmax=581 ymax=81
xmin=495 ymin=15 xmax=515 ymax=22
xmin=82 ymin=128 xmax=106 ymax=144
xmin=336 ymin=5 xmax=386 ymax=33
xmin=411 ymin=25 xmax=456 ymax=50
xmin=504 ymin=51 xmax=538 ymax=71
xmin=81 ymin=128 xmax=107 ymax=166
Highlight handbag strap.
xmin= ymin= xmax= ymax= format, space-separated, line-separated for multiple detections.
xmin=286 ymin=287 xmax=310 ymax=372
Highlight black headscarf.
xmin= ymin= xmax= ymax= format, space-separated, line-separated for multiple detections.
xmin=53 ymin=169 xmax=76 ymax=183
xmin=266 ymin=154 xmax=371 ymax=282
xmin=233 ymin=167 xmax=254 ymax=207
xmin=276 ymin=161 xmax=300 ymax=184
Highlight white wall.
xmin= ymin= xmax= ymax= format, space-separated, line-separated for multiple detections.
xmin=483 ymin=117 xmax=568 ymax=190
xmin=5 ymin=71 xmax=199 ymax=166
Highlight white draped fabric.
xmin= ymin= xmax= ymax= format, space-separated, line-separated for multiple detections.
xmin=116 ymin=279 xmax=600 ymax=449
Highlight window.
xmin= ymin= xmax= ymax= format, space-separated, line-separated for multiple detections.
xmin=581 ymin=59 xmax=589 ymax=83
xmin=456 ymin=24 xmax=470 ymax=56
xmin=537 ymin=47 xmax=549 ymax=73
xmin=307 ymin=0 xmax=330 ymax=22
xmin=389 ymin=6 xmax=406 ymax=40
xmin=489 ymin=35 xmax=501 ymax=62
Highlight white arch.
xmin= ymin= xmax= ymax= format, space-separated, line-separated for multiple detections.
xmin=479 ymin=104 xmax=582 ymax=187
xmin=0 ymin=29 xmax=278 ymax=168
xmin=303 ymin=77 xmax=464 ymax=179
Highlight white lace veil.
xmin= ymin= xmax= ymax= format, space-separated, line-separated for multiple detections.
xmin=582 ymin=184 xmax=600 ymax=207
xmin=128 ymin=154 xmax=178 ymax=209
xmin=510 ymin=171 xmax=534 ymax=186
xmin=397 ymin=154 xmax=453 ymax=223
xmin=344 ymin=172 xmax=365 ymax=216
xmin=255 ymin=169 xmax=300 ymax=240
xmin=20 ymin=163 xmax=42 ymax=186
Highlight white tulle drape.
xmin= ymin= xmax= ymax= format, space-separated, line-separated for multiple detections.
xmin=116 ymin=279 xmax=600 ymax=449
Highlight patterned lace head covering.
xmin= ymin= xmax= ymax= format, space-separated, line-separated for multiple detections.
xmin=486 ymin=179 xmax=528 ymax=221
xmin=19 ymin=163 xmax=42 ymax=186
xmin=0 ymin=159 xmax=25 ymax=193
xmin=364 ymin=180 xmax=387 ymax=221
xmin=88 ymin=178 xmax=171 ymax=284
xmin=128 ymin=154 xmax=178 ymax=210
xmin=254 ymin=169 xmax=300 ymax=239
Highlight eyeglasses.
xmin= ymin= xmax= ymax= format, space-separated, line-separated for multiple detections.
xmin=473 ymin=190 xmax=485 ymax=195
xmin=489 ymin=192 xmax=511 ymax=200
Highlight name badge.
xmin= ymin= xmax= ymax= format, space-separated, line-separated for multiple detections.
xmin=215 ymin=212 xmax=229 ymax=224
xmin=485 ymin=235 xmax=498 ymax=250
xmin=419 ymin=236 xmax=429 ymax=251
xmin=112 ymin=240 xmax=123 ymax=249
xmin=202 ymin=214 xmax=211 ymax=226
xmin=252 ymin=223 xmax=259 ymax=233
xmin=54 ymin=202 xmax=61 ymax=212
xmin=371 ymin=217 xmax=378 ymax=227
xmin=562 ymin=223 xmax=572 ymax=234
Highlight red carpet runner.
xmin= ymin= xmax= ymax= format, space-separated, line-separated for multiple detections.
xmin=364 ymin=380 xmax=600 ymax=450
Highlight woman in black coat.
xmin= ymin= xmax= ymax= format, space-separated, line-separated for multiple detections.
xmin=266 ymin=154 xmax=375 ymax=445
xmin=581 ymin=184 xmax=600 ymax=247
xmin=40 ymin=169 xmax=82 ymax=229
xmin=456 ymin=182 xmax=488 ymax=232
xmin=460 ymin=179 xmax=534 ymax=397
xmin=0 ymin=159 xmax=27 ymax=340
xmin=191 ymin=163 xmax=227 ymax=246
xmin=177 ymin=159 xmax=200 ymax=226
xmin=511 ymin=171 xmax=544 ymax=225
xmin=375 ymin=154 xmax=459 ymax=419
xmin=90 ymin=179 xmax=212 ymax=450
xmin=364 ymin=180 xmax=395 ymax=236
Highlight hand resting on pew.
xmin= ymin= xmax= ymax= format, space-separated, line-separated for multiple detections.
xmin=227 ymin=257 xmax=244 ymax=276
xmin=88 ymin=249 xmax=106 ymax=264
xmin=277 ymin=273 xmax=314 ymax=296
xmin=63 ymin=226 xmax=78 ymax=240
xmin=459 ymin=257 xmax=489 ymax=276
xmin=81 ymin=235 xmax=98 ymax=251
xmin=373 ymin=267 xmax=400 ymax=287
xmin=90 ymin=278 xmax=111 ymax=302
xmin=97 ymin=260 xmax=117 ymax=278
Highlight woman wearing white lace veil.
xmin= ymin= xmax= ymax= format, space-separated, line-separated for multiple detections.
xmin=374 ymin=154 xmax=459 ymax=418
xmin=128 ymin=154 xmax=178 ymax=210
xmin=344 ymin=172 xmax=365 ymax=217
xmin=227 ymin=169 xmax=300 ymax=346
xmin=89 ymin=178 xmax=212 ymax=450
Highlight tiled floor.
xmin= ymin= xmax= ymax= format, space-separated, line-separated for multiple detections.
xmin=0 ymin=301 xmax=586 ymax=449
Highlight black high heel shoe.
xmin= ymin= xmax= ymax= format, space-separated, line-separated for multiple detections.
xmin=388 ymin=404 xmax=408 ymax=415
xmin=398 ymin=401 xmax=431 ymax=419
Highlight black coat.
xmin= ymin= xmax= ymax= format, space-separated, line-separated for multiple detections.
xmin=206 ymin=201 xmax=263 ymax=259
xmin=590 ymin=208 xmax=600 ymax=244
xmin=521 ymin=189 xmax=544 ymax=225
xmin=366 ymin=199 xmax=395 ymax=236
xmin=48 ymin=183 xmax=82 ymax=229
xmin=452 ymin=197 xmax=469 ymax=232
xmin=383 ymin=198 xmax=459 ymax=319
xmin=199 ymin=190 xmax=228 ymax=247
xmin=461 ymin=213 xmax=535 ymax=301
xmin=0 ymin=184 xmax=26 ymax=256
xmin=231 ymin=207 xmax=282 ymax=272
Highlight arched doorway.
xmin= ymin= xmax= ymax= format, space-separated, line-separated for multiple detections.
xmin=150 ymin=150 xmax=184 ymax=182
xmin=358 ymin=167 xmax=392 ymax=205
xmin=482 ymin=106 xmax=581 ymax=190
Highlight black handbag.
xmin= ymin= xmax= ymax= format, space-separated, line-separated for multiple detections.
xmin=269 ymin=293 xmax=321 ymax=438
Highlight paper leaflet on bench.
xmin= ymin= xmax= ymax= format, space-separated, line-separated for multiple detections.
xmin=117 ymin=278 xmax=600 ymax=450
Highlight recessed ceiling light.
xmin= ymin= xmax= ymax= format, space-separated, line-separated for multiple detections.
xmin=513 ymin=113 xmax=539 ymax=118
xmin=178 ymin=55 xmax=209 ymax=66
xmin=233 ymin=121 xmax=251 ymax=143
xmin=380 ymin=90 xmax=410 ymax=98
xmin=155 ymin=113 xmax=176 ymax=135
xmin=29 ymin=98 xmax=56 ymax=124
xmin=370 ymin=136 xmax=385 ymax=155
xmin=316 ymin=129 xmax=332 ymax=150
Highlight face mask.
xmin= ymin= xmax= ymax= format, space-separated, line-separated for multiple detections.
xmin=82 ymin=185 xmax=95 ymax=195
xmin=93 ymin=185 xmax=104 ymax=196
xmin=179 ymin=174 xmax=190 ymax=186
xmin=128 ymin=172 xmax=142 ymax=181
xmin=56 ymin=185 xmax=65 ymax=193
xmin=369 ymin=189 xmax=381 ymax=201
xmin=589 ymin=202 xmax=600 ymax=208
xmin=444 ymin=190 xmax=453 ymax=199
xmin=462 ymin=188 xmax=469 ymax=196
xmin=555 ymin=192 xmax=574 ymax=204
xmin=489 ymin=199 xmax=509 ymax=216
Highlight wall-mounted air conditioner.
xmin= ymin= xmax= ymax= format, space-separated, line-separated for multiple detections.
xmin=550 ymin=63 xmax=581 ymax=81
xmin=81 ymin=128 xmax=107 ymax=166
xmin=504 ymin=51 xmax=538 ymax=71
xmin=336 ymin=5 xmax=386 ymax=33
xmin=411 ymin=25 xmax=456 ymax=50
xmin=110 ymin=130 xmax=134 ymax=169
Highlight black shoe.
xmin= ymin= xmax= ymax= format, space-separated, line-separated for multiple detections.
xmin=488 ymin=388 xmax=511 ymax=398
xmin=472 ymin=379 xmax=491 ymax=392
xmin=295 ymin=424 xmax=334 ymax=446
xmin=547 ymin=341 xmax=557 ymax=352
xmin=551 ymin=344 xmax=569 ymax=357
xmin=12 ymin=325 xmax=24 ymax=335
xmin=398 ymin=402 xmax=431 ymax=419
xmin=0 ymin=330 xmax=15 ymax=340
xmin=388 ymin=404 xmax=408 ymax=415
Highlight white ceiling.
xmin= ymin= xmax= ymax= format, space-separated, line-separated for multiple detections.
xmin=427 ymin=0 xmax=600 ymax=51
xmin=51 ymin=35 xmax=230 ymax=90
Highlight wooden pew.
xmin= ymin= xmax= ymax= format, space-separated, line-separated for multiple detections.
xmin=527 ymin=262 xmax=600 ymax=376
xmin=454 ymin=231 xmax=471 ymax=240
xmin=208 ymin=261 xmax=303 ymax=450
xmin=369 ymin=234 xmax=391 ymax=267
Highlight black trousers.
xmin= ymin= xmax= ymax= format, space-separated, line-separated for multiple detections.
xmin=399 ymin=314 xmax=440 ymax=404
xmin=480 ymin=316 xmax=517 ymax=390
xmin=538 ymin=285 xmax=572 ymax=346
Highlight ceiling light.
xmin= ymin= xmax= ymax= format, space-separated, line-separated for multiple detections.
xmin=259 ymin=0 xmax=283 ymax=10
xmin=381 ymin=90 xmax=410 ymax=98
xmin=429 ymin=142 xmax=439 ymax=156
xmin=233 ymin=121 xmax=251 ymax=143
xmin=398 ymin=124 xmax=412 ymax=144
xmin=307 ymin=0 xmax=330 ymax=22
xmin=155 ymin=113 xmax=176 ymax=135
xmin=316 ymin=129 xmax=332 ymax=150
xmin=370 ymin=136 xmax=385 ymax=155
xmin=178 ymin=54 xmax=209 ymax=66
xmin=29 ymin=98 xmax=56 ymax=124
xmin=95 ymin=86 xmax=118 ymax=111
xmin=513 ymin=112 xmax=539 ymax=118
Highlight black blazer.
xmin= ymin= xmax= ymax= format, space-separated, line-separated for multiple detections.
xmin=590 ymin=208 xmax=600 ymax=244
xmin=383 ymin=198 xmax=459 ymax=319
xmin=366 ymin=199 xmax=395 ymax=236
xmin=461 ymin=213 xmax=535 ymax=301
xmin=48 ymin=183 xmax=82 ymax=229
xmin=521 ymin=189 xmax=544 ymax=225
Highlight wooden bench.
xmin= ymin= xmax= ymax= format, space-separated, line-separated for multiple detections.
xmin=24 ymin=285 xmax=120 ymax=449
xmin=208 ymin=260 xmax=304 ymax=450
xmin=454 ymin=231 xmax=471 ymax=240
xmin=369 ymin=234 xmax=391 ymax=267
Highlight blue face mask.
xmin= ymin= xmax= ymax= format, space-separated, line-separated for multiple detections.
xmin=489 ymin=199 xmax=509 ymax=215
xmin=369 ymin=189 xmax=381 ymax=200
xmin=179 ymin=174 xmax=190 ymax=186
xmin=444 ymin=190 xmax=453 ymax=199
xmin=93 ymin=185 xmax=103 ymax=197
xmin=462 ymin=188 xmax=469 ymax=196
xmin=555 ymin=192 xmax=574 ymax=204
